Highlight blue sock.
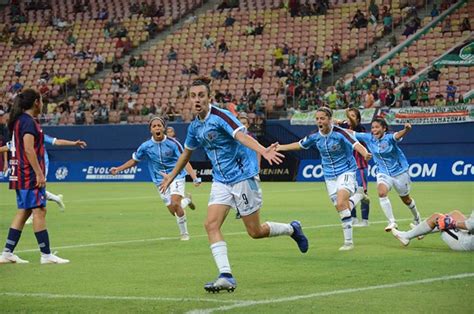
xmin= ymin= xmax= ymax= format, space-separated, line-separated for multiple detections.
xmin=361 ymin=199 xmax=370 ymax=220
xmin=4 ymin=228 xmax=22 ymax=253
xmin=350 ymin=207 xmax=357 ymax=218
xmin=34 ymin=230 xmax=51 ymax=254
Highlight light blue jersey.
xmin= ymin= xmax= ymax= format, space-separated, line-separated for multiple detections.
xmin=184 ymin=105 xmax=259 ymax=184
xmin=133 ymin=136 xmax=187 ymax=185
xmin=44 ymin=134 xmax=56 ymax=176
xmin=299 ymin=125 xmax=358 ymax=180
xmin=354 ymin=132 xmax=409 ymax=177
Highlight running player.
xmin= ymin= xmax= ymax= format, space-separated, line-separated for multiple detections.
xmin=277 ymin=107 xmax=372 ymax=251
xmin=111 ymin=116 xmax=200 ymax=241
xmin=351 ymin=119 xmax=421 ymax=232
xmin=160 ymin=77 xmax=308 ymax=293
xmin=0 ymin=89 xmax=69 ymax=264
xmin=337 ymin=108 xmax=370 ymax=227
xmin=391 ymin=210 xmax=473 ymax=251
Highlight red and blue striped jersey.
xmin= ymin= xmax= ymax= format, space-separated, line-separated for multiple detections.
xmin=340 ymin=122 xmax=368 ymax=170
xmin=9 ymin=113 xmax=45 ymax=190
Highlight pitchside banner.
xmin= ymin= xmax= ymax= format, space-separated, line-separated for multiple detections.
xmin=297 ymin=158 xmax=474 ymax=182
xmin=379 ymin=105 xmax=474 ymax=125
xmin=291 ymin=109 xmax=376 ymax=125
xmin=433 ymin=40 xmax=474 ymax=66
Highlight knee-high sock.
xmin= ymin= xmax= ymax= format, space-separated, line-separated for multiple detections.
xmin=406 ymin=199 xmax=420 ymax=221
xmin=181 ymin=197 xmax=191 ymax=209
xmin=3 ymin=228 xmax=22 ymax=253
xmin=403 ymin=221 xmax=432 ymax=239
xmin=265 ymin=222 xmax=293 ymax=237
xmin=379 ymin=197 xmax=395 ymax=223
xmin=175 ymin=213 xmax=188 ymax=235
xmin=339 ymin=209 xmax=353 ymax=244
xmin=210 ymin=241 xmax=231 ymax=274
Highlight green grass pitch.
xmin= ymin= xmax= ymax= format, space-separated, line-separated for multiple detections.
xmin=0 ymin=182 xmax=473 ymax=313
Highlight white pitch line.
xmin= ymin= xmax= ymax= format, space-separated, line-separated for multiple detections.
xmin=15 ymin=219 xmax=412 ymax=254
xmin=0 ymin=187 xmax=323 ymax=206
xmin=0 ymin=292 xmax=246 ymax=304
xmin=187 ymin=273 xmax=474 ymax=314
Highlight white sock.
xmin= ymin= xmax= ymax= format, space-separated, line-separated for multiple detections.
xmin=379 ymin=197 xmax=396 ymax=223
xmin=46 ymin=191 xmax=61 ymax=204
xmin=349 ymin=192 xmax=364 ymax=209
xmin=175 ymin=213 xmax=188 ymax=235
xmin=181 ymin=198 xmax=191 ymax=209
xmin=406 ymin=199 xmax=420 ymax=221
xmin=265 ymin=222 xmax=293 ymax=237
xmin=210 ymin=241 xmax=231 ymax=274
xmin=339 ymin=209 xmax=353 ymax=244
xmin=404 ymin=221 xmax=432 ymax=239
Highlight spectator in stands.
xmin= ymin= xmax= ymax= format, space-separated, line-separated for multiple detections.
xmin=98 ymin=8 xmax=109 ymax=20
xmin=276 ymin=65 xmax=288 ymax=78
xmin=245 ymin=64 xmax=255 ymax=79
xmin=155 ymin=4 xmax=165 ymax=17
xmin=224 ymin=13 xmax=236 ymax=27
xmin=210 ymin=66 xmax=220 ymax=80
xmin=112 ymin=58 xmax=123 ymax=73
xmin=254 ymin=64 xmax=265 ymax=79
xmin=407 ymin=63 xmax=416 ymax=76
xmin=427 ymin=66 xmax=441 ymax=81
xmin=14 ymin=58 xmax=22 ymax=77
xmin=431 ymin=4 xmax=439 ymax=17
xmin=255 ymin=22 xmax=265 ymax=35
xmin=93 ymin=53 xmax=105 ymax=71
xmin=288 ymin=0 xmax=299 ymax=17
xmin=433 ymin=94 xmax=446 ymax=106
xmin=167 ymin=47 xmax=178 ymax=61
xmin=128 ymin=55 xmax=137 ymax=67
xmin=322 ymin=55 xmax=333 ymax=73
xmin=11 ymin=32 xmax=25 ymax=47
xmin=65 ymin=31 xmax=77 ymax=46
xmin=442 ymin=18 xmax=452 ymax=33
xmin=446 ymin=81 xmax=457 ymax=104
xmin=93 ymin=102 xmax=109 ymax=124
xmin=369 ymin=0 xmax=379 ymax=22
xmin=189 ymin=61 xmax=199 ymax=75
xmin=146 ymin=19 xmax=158 ymax=38
xmin=274 ymin=46 xmax=284 ymax=66
xmin=203 ymin=34 xmax=215 ymax=49
xmin=400 ymin=82 xmax=411 ymax=107
xmin=365 ymin=90 xmax=375 ymax=108
xmin=409 ymin=82 xmax=418 ymax=106
xmin=288 ymin=50 xmax=298 ymax=67
xmin=418 ymin=81 xmax=430 ymax=106
xmin=349 ymin=10 xmax=368 ymax=29
xmin=217 ymin=39 xmax=229 ymax=55
xmin=135 ymin=55 xmax=147 ymax=67
xmin=385 ymin=88 xmax=396 ymax=107
xmin=244 ymin=22 xmax=256 ymax=36
xmin=370 ymin=45 xmax=380 ymax=62
xmin=385 ymin=34 xmax=397 ymax=48
xmin=218 ymin=65 xmax=230 ymax=80
xmin=85 ymin=78 xmax=100 ymax=90
xmin=460 ymin=18 xmax=471 ymax=32
xmin=45 ymin=47 xmax=56 ymax=60
xmin=40 ymin=68 xmax=50 ymax=81
xmin=402 ymin=15 xmax=421 ymax=37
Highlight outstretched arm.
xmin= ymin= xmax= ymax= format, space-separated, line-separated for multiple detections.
xmin=160 ymin=148 xmax=193 ymax=193
xmin=394 ymin=123 xmax=412 ymax=141
xmin=184 ymin=162 xmax=201 ymax=186
xmin=111 ymin=159 xmax=138 ymax=175
xmin=276 ymin=142 xmax=302 ymax=152
xmin=54 ymin=139 xmax=87 ymax=148
xmin=353 ymin=142 xmax=372 ymax=161
xmin=235 ymin=131 xmax=284 ymax=165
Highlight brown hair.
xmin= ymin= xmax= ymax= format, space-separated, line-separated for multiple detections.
xmin=8 ymin=89 xmax=41 ymax=132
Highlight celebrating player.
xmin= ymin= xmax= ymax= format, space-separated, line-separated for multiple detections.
xmin=352 ymin=119 xmax=421 ymax=231
xmin=160 ymin=77 xmax=308 ymax=293
xmin=277 ymin=107 xmax=372 ymax=251
xmin=0 ymin=89 xmax=69 ymax=264
xmin=392 ymin=210 xmax=473 ymax=251
xmin=337 ymin=108 xmax=370 ymax=227
xmin=111 ymin=116 xmax=200 ymax=241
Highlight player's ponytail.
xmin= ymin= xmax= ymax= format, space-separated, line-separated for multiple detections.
xmin=372 ymin=117 xmax=389 ymax=132
xmin=8 ymin=89 xmax=41 ymax=133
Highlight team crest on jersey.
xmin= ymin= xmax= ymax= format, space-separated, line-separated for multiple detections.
xmin=55 ymin=167 xmax=69 ymax=180
xmin=379 ymin=142 xmax=389 ymax=151
xmin=164 ymin=149 xmax=173 ymax=157
xmin=207 ymin=131 xmax=218 ymax=141
xmin=330 ymin=143 xmax=341 ymax=152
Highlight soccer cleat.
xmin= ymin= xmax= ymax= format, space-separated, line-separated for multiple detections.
xmin=0 ymin=252 xmax=29 ymax=264
xmin=351 ymin=217 xmax=359 ymax=226
xmin=353 ymin=219 xmax=369 ymax=227
xmin=204 ymin=274 xmax=237 ymax=293
xmin=186 ymin=193 xmax=195 ymax=210
xmin=41 ymin=252 xmax=70 ymax=264
xmin=57 ymin=194 xmax=65 ymax=211
xmin=25 ymin=216 xmax=33 ymax=225
xmin=391 ymin=229 xmax=410 ymax=246
xmin=338 ymin=243 xmax=354 ymax=251
xmin=180 ymin=234 xmax=190 ymax=241
xmin=384 ymin=222 xmax=398 ymax=232
xmin=290 ymin=220 xmax=309 ymax=253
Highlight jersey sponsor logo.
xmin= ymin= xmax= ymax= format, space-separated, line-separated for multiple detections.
xmin=55 ymin=167 xmax=69 ymax=180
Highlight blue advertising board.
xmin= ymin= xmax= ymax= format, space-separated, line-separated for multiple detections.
xmin=296 ymin=157 xmax=474 ymax=182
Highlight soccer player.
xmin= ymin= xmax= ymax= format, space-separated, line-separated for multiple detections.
xmin=351 ymin=119 xmax=421 ymax=232
xmin=160 ymin=77 xmax=308 ymax=293
xmin=336 ymin=108 xmax=370 ymax=227
xmin=391 ymin=210 xmax=473 ymax=251
xmin=0 ymin=89 xmax=69 ymax=264
xmin=277 ymin=107 xmax=372 ymax=251
xmin=166 ymin=126 xmax=176 ymax=138
xmin=111 ymin=116 xmax=201 ymax=241
xmin=25 ymin=134 xmax=87 ymax=224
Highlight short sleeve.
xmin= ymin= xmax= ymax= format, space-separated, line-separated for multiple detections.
xmin=44 ymin=134 xmax=56 ymax=145
xmin=184 ymin=124 xmax=200 ymax=150
xmin=169 ymin=138 xmax=184 ymax=155
xmin=20 ymin=117 xmax=37 ymax=138
xmin=391 ymin=132 xmax=403 ymax=143
xmin=132 ymin=143 xmax=148 ymax=162
xmin=299 ymin=135 xmax=314 ymax=150
xmin=214 ymin=108 xmax=244 ymax=138
xmin=354 ymin=132 xmax=372 ymax=143
xmin=334 ymin=127 xmax=359 ymax=147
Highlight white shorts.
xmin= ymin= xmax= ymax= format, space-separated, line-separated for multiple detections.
xmin=156 ymin=178 xmax=185 ymax=206
xmin=209 ymin=176 xmax=262 ymax=217
xmin=441 ymin=230 xmax=474 ymax=251
xmin=377 ymin=171 xmax=411 ymax=197
xmin=325 ymin=172 xmax=357 ymax=205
